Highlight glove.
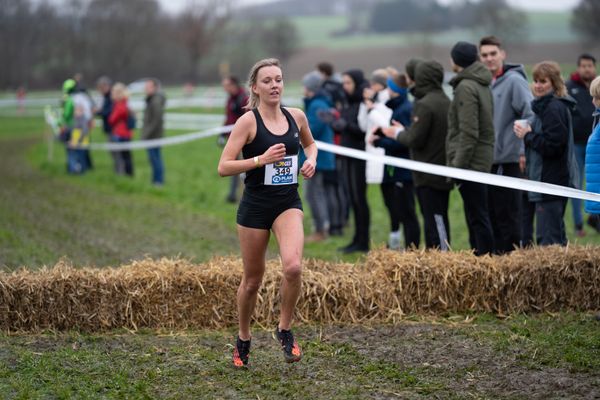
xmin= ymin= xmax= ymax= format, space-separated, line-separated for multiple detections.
xmin=317 ymin=108 xmax=340 ymax=124
xmin=331 ymin=117 xmax=347 ymax=132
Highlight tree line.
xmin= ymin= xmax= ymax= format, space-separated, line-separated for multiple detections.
xmin=0 ymin=0 xmax=298 ymax=90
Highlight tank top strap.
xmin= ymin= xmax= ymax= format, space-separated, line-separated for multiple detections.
xmin=252 ymin=108 xmax=266 ymax=135
xmin=280 ymin=107 xmax=299 ymax=133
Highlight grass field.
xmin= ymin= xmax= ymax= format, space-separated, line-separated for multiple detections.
xmin=1 ymin=111 xmax=599 ymax=398
xmin=290 ymin=12 xmax=577 ymax=51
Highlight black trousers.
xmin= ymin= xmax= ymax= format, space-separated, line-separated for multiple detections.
xmin=535 ymin=199 xmax=567 ymax=246
xmin=416 ymin=186 xmax=450 ymax=250
xmin=380 ymin=181 xmax=420 ymax=248
xmin=458 ymin=180 xmax=494 ymax=256
xmin=342 ymin=157 xmax=370 ymax=248
xmin=488 ymin=163 xmax=522 ymax=253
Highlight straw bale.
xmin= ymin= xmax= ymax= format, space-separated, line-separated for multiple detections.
xmin=1 ymin=246 xmax=599 ymax=332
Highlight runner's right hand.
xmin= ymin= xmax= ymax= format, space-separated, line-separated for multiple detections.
xmin=261 ymin=143 xmax=286 ymax=164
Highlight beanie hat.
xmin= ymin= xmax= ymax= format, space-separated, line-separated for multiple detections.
xmin=302 ymin=71 xmax=323 ymax=94
xmin=62 ymin=79 xmax=76 ymax=94
xmin=451 ymin=41 xmax=478 ymax=68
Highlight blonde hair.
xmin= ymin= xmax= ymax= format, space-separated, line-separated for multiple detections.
xmin=532 ymin=61 xmax=567 ymax=97
xmin=590 ymin=76 xmax=600 ymax=100
xmin=111 ymin=82 xmax=129 ymax=101
xmin=246 ymin=58 xmax=282 ymax=109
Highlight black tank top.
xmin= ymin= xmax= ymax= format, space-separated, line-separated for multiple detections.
xmin=242 ymin=107 xmax=301 ymax=189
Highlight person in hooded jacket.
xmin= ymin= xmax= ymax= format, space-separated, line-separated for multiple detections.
xmin=382 ymin=60 xmax=453 ymax=250
xmin=301 ymin=71 xmax=337 ymax=242
xmin=566 ymin=54 xmax=597 ymax=235
xmin=332 ymin=69 xmax=370 ymax=253
xmin=479 ymin=36 xmax=534 ymax=253
xmin=514 ymin=61 xmax=579 ymax=246
xmin=142 ymin=78 xmax=166 ymax=185
xmin=371 ymin=69 xmax=420 ymax=249
xmin=447 ymin=41 xmax=495 ymax=256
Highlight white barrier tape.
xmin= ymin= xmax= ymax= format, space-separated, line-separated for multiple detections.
xmin=315 ymin=141 xmax=600 ymax=203
xmin=42 ymin=107 xmax=600 ymax=202
xmin=86 ymin=125 xmax=234 ymax=151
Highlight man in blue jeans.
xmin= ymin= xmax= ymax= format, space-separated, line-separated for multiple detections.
xmin=566 ymin=54 xmax=597 ymax=235
xmin=142 ymin=78 xmax=166 ymax=185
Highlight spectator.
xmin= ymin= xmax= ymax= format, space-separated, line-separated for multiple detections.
xmin=585 ymin=76 xmax=600 ymax=232
xmin=302 ymin=71 xmax=337 ymax=242
xmin=359 ymin=69 xmax=390 ymax=184
xmin=447 ymin=41 xmax=495 ymax=256
xmin=383 ymin=60 xmax=453 ymax=250
xmin=59 ymin=78 xmax=78 ymax=174
xmin=514 ymin=61 xmax=579 ymax=246
xmin=566 ymin=53 xmax=597 ymax=236
xmin=479 ymin=35 xmax=534 ymax=253
xmin=221 ymin=76 xmax=249 ymax=202
xmin=72 ymin=83 xmax=95 ymax=172
xmin=96 ymin=76 xmax=120 ymax=173
xmin=334 ymin=69 xmax=370 ymax=253
xmin=316 ymin=62 xmax=347 ymax=111
xmin=371 ymin=69 xmax=420 ymax=249
xmin=142 ymin=78 xmax=166 ymax=186
xmin=316 ymin=61 xmax=349 ymax=235
xmin=108 ymin=82 xmax=134 ymax=177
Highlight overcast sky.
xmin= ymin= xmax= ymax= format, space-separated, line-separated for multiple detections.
xmin=160 ymin=0 xmax=580 ymax=13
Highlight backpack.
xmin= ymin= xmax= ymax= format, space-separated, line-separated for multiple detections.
xmin=126 ymin=108 xmax=136 ymax=130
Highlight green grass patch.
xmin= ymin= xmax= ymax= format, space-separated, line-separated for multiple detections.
xmin=463 ymin=313 xmax=600 ymax=373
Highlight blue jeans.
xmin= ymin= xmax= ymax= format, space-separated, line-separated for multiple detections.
xmin=147 ymin=147 xmax=164 ymax=184
xmin=571 ymin=143 xmax=586 ymax=228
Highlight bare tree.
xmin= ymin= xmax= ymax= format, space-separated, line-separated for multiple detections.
xmin=572 ymin=0 xmax=600 ymax=47
xmin=176 ymin=0 xmax=231 ymax=82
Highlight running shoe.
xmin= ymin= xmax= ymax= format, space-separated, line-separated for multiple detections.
xmin=275 ymin=327 xmax=302 ymax=363
xmin=232 ymin=336 xmax=251 ymax=368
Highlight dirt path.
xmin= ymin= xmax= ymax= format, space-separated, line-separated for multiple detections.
xmin=1 ymin=322 xmax=598 ymax=399
xmin=0 ymin=138 xmax=238 ymax=269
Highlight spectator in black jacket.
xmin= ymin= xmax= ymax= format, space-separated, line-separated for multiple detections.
xmin=566 ymin=53 xmax=597 ymax=236
xmin=95 ymin=76 xmax=120 ymax=173
xmin=514 ymin=61 xmax=578 ymax=246
xmin=333 ymin=69 xmax=370 ymax=253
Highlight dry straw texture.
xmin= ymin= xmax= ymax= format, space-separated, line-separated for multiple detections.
xmin=1 ymin=246 xmax=599 ymax=332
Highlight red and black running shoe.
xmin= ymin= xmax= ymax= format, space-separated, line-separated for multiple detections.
xmin=232 ymin=336 xmax=251 ymax=368
xmin=276 ymin=327 xmax=302 ymax=363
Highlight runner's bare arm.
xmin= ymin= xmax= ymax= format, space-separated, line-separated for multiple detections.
xmin=218 ymin=112 xmax=286 ymax=177
xmin=288 ymin=108 xmax=317 ymax=179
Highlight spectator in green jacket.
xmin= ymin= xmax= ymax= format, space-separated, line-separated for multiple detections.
xmin=142 ymin=78 xmax=166 ymax=185
xmin=382 ymin=60 xmax=453 ymax=250
xmin=447 ymin=41 xmax=495 ymax=256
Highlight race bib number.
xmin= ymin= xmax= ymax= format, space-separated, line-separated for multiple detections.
xmin=264 ymin=155 xmax=298 ymax=185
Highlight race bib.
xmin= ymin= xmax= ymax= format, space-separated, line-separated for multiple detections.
xmin=264 ymin=155 xmax=298 ymax=185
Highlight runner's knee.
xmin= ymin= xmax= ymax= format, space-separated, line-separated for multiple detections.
xmin=282 ymin=260 xmax=302 ymax=281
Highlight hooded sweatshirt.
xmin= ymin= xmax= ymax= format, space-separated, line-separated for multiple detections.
xmin=490 ymin=63 xmax=534 ymax=164
xmin=447 ymin=61 xmax=495 ymax=173
xmin=340 ymin=69 xmax=368 ymax=150
xmin=396 ymin=60 xmax=453 ymax=190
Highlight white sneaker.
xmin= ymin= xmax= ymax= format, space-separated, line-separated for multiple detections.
xmin=388 ymin=231 xmax=402 ymax=250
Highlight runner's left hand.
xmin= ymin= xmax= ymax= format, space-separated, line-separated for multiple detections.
xmin=300 ymin=159 xmax=316 ymax=179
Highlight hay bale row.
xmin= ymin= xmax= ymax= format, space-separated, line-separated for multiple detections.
xmin=1 ymin=246 xmax=599 ymax=332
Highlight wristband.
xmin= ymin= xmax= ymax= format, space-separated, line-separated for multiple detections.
xmin=253 ymin=156 xmax=261 ymax=167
